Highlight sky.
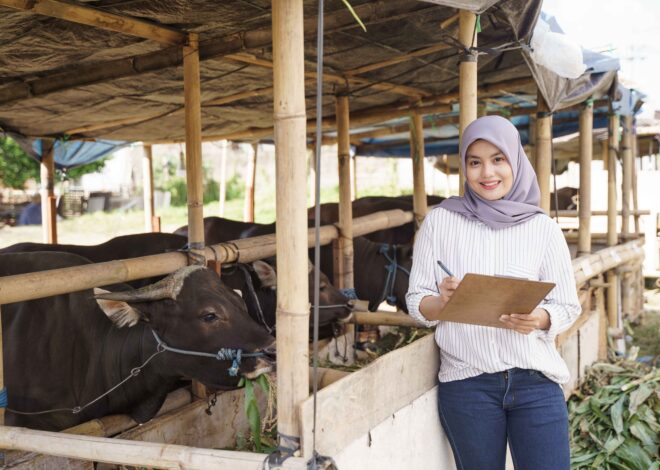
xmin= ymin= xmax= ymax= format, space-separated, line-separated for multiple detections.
xmin=543 ymin=0 xmax=660 ymax=118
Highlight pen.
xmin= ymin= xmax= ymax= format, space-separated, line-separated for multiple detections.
xmin=436 ymin=260 xmax=454 ymax=277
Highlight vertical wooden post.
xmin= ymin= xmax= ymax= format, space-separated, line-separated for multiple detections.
xmin=536 ymin=92 xmax=552 ymax=213
xmin=631 ymin=126 xmax=640 ymax=234
xmin=0 ymin=305 xmax=4 ymax=428
xmin=528 ymin=114 xmax=537 ymax=168
xmin=244 ymin=143 xmax=258 ymax=222
xmin=351 ymin=155 xmax=358 ymax=201
xmin=219 ymin=140 xmax=228 ymax=217
xmin=336 ymin=95 xmax=354 ymax=289
xmin=40 ymin=143 xmax=57 ymax=244
xmin=410 ymin=112 xmax=428 ymax=228
xmin=606 ymin=112 xmax=619 ymax=330
xmin=621 ymin=115 xmax=633 ymax=239
xmin=577 ymin=102 xmax=593 ymax=256
xmin=183 ymin=32 xmax=205 ymax=266
xmin=142 ymin=144 xmax=156 ymax=232
xmin=184 ymin=32 xmax=207 ymax=400
xmin=272 ymin=0 xmax=308 ymax=447
xmin=458 ymin=9 xmax=477 ymax=196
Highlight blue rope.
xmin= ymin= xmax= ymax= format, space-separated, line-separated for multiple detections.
xmin=340 ymin=288 xmax=358 ymax=300
xmin=0 ymin=388 xmax=7 ymax=408
xmin=217 ymin=349 xmax=242 ymax=377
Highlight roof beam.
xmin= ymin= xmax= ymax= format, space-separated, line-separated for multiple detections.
xmin=0 ymin=0 xmax=438 ymax=106
xmin=0 ymin=0 xmax=185 ymax=45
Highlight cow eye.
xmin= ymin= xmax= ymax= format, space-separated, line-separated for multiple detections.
xmin=199 ymin=308 xmax=220 ymax=323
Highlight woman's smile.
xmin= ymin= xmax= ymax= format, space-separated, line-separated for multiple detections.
xmin=465 ymin=139 xmax=514 ymax=201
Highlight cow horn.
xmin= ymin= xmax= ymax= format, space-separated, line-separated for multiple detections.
xmin=93 ymin=265 xmax=205 ymax=302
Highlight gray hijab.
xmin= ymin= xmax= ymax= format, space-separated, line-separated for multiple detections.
xmin=440 ymin=115 xmax=545 ymax=230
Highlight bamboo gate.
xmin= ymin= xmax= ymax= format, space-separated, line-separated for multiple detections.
xmin=0 ymin=1 xmax=649 ymax=468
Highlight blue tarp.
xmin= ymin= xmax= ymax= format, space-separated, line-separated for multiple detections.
xmin=10 ymin=136 xmax=129 ymax=169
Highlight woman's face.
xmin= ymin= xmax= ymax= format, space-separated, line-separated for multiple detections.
xmin=465 ymin=139 xmax=514 ymax=201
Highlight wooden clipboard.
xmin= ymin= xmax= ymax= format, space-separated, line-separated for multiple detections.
xmin=426 ymin=273 xmax=555 ymax=328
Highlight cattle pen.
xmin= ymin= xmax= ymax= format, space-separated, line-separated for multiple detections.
xmin=0 ymin=0 xmax=652 ymax=469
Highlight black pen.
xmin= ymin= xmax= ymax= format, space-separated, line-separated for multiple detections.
xmin=436 ymin=260 xmax=454 ymax=277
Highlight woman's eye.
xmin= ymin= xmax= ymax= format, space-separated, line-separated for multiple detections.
xmin=468 ymin=160 xmax=479 ymax=166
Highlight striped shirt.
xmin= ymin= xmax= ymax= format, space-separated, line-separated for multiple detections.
xmin=406 ymin=207 xmax=581 ymax=384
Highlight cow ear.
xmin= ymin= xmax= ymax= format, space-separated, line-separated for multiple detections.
xmin=94 ymin=288 xmax=146 ymax=327
xmin=252 ymin=260 xmax=277 ymax=288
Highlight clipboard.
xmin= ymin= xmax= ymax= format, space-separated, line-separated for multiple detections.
xmin=426 ymin=273 xmax=555 ymax=328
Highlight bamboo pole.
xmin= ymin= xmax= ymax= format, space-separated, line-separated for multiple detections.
xmin=410 ymin=111 xmax=428 ymax=228
xmin=142 ymin=144 xmax=156 ymax=232
xmin=0 ymin=209 xmax=413 ymax=305
xmin=40 ymin=143 xmax=57 ymax=244
xmin=458 ymin=9 xmax=478 ymax=195
xmin=219 ymin=140 xmax=228 ymax=217
xmin=244 ymin=143 xmax=258 ymax=222
xmin=0 ymin=427 xmax=306 ymax=469
xmin=183 ymin=33 xmax=205 ymax=266
xmin=0 ymin=305 xmax=3 ymax=428
xmin=351 ymin=155 xmax=357 ymax=200
xmin=631 ymin=127 xmax=640 ymax=234
xmin=621 ymin=115 xmax=633 ymax=238
xmin=528 ymin=114 xmax=537 ymax=168
xmin=336 ymin=95 xmax=354 ymax=289
xmin=578 ymin=102 xmax=593 ymax=256
xmin=607 ymin=112 xmax=619 ymax=330
xmin=272 ymin=0 xmax=309 ymax=447
xmin=536 ymin=91 xmax=552 ymax=213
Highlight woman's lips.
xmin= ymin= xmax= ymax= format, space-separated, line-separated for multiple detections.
xmin=480 ymin=181 xmax=500 ymax=190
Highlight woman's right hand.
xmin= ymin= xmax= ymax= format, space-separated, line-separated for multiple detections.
xmin=438 ymin=276 xmax=460 ymax=308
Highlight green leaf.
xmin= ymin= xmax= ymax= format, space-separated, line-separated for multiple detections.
xmin=238 ymin=377 xmax=245 ymax=387
xmin=475 ymin=15 xmax=482 ymax=33
xmin=244 ymin=379 xmax=255 ymax=414
xmin=603 ymin=435 xmax=624 ymax=454
xmin=628 ymin=384 xmax=653 ymax=414
xmin=629 ymin=421 xmax=656 ymax=448
xmin=610 ymin=395 xmax=625 ymax=435
xmin=256 ymin=374 xmax=270 ymax=394
xmin=247 ymin=400 xmax=262 ymax=452
xmin=614 ymin=440 xmax=653 ymax=469
xmin=340 ymin=0 xmax=367 ymax=32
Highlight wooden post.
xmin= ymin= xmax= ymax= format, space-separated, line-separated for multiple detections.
xmin=458 ymin=9 xmax=477 ymax=196
xmin=183 ymin=32 xmax=205 ymax=266
xmin=351 ymin=155 xmax=357 ymax=201
xmin=336 ymin=95 xmax=354 ymax=289
xmin=40 ymin=143 xmax=57 ymax=244
xmin=244 ymin=143 xmax=258 ymax=222
xmin=410 ymin=112 xmax=428 ymax=228
xmin=272 ymin=0 xmax=309 ymax=448
xmin=577 ymin=102 xmax=593 ymax=256
xmin=0 ymin=305 xmax=4 ymax=429
xmin=219 ymin=140 xmax=228 ymax=217
xmin=621 ymin=115 xmax=633 ymax=238
xmin=607 ymin=112 xmax=619 ymax=330
xmin=528 ymin=114 xmax=537 ymax=168
xmin=142 ymin=144 xmax=156 ymax=232
xmin=184 ymin=32 xmax=207 ymax=400
xmin=536 ymin=91 xmax=552 ymax=213
xmin=631 ymin=126 xmax=640 ymax=234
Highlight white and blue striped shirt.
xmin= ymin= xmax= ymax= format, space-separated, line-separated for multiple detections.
xmin=406 ymin=207 xmax=581 ymax=384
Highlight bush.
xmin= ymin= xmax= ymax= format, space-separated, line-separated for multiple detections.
xmin=225 ymin=174 xmax=245 ymax=201
xmin=162 ymin=177 xmax=223 ymax=207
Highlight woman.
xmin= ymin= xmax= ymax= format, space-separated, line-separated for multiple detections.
xmin=406 ymin=115 xmax=580 ymax=470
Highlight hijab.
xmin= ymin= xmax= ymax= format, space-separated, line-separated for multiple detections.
xmin=440 ymin=115 xmax=545 ymax=229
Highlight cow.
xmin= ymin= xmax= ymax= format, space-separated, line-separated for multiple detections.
xmin=317 ymin=237 xmax=413 ymax=313
xmin=0 ymin=233 xmax=351 ymax=338
xmin=173 ymin=217 xmax=272 ymax=243
xmin=550 ymin=187 xmax=579 ymax=211
xmin=307 ymin=195 xmax=445 ymax=245
xmin=0 ymin=251 xmax=275 ymax=431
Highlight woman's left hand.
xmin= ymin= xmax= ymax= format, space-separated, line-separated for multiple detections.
xmin=499 ymin=308 xmax=550 ymax=335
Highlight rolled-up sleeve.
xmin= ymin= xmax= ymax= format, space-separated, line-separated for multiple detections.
xmin=537 ymin=223 xmax=581 ymax=341
xmin=406 ymin=214 xmax=440 ymax=328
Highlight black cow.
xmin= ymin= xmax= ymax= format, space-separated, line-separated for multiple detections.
xmin=550 ymin=187 xmax=579 ymax=211
xmin=173 ymin=217 xmax=272 ymax=243
xmin=0 ymin=251 xmax=274 ymax=431
xmin=0 ymin=233 xmax=351 ymax=338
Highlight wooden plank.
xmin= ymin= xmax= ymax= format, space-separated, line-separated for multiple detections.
xmin=1 ymin=0 xmax=185 ymax=45
xmin=578 ymin=102 xmax=593 ymax=256
xmin=299 ymin=333 xmax=439 ymax=457
xmin=142 ymin=144 xmax=155 ymax=232
xmin=344 ymin=43 xmax=451 ymax=76
xmin=39 ymin=144 xmax=57 ymax=244
xmin=0 ymin=426 xmax=307 ymax=469
xmin=336 ymin=95 xmax=354 ymax=289
xmin=410 ymin=112 xmax=428 ymax=228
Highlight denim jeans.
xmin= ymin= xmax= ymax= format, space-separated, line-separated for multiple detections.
xmin=437 ymin=368 xmax=569 ymax=470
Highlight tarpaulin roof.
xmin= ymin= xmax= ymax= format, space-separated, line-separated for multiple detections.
xmin=9 ymin=135 xmax=129 ymax=169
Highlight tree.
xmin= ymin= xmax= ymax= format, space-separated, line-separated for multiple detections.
xmin=0 ymin=136 xmax=108 ymax=189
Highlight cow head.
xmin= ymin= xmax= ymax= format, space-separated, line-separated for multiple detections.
xmin=94 ymin=265 xmax=275 ymax=387
xmin=249 ymin=260 xmax=351 ymax=337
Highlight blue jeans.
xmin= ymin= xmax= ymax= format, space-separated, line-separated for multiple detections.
xmin=437 ymin=368 xmax=569 ymax=470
